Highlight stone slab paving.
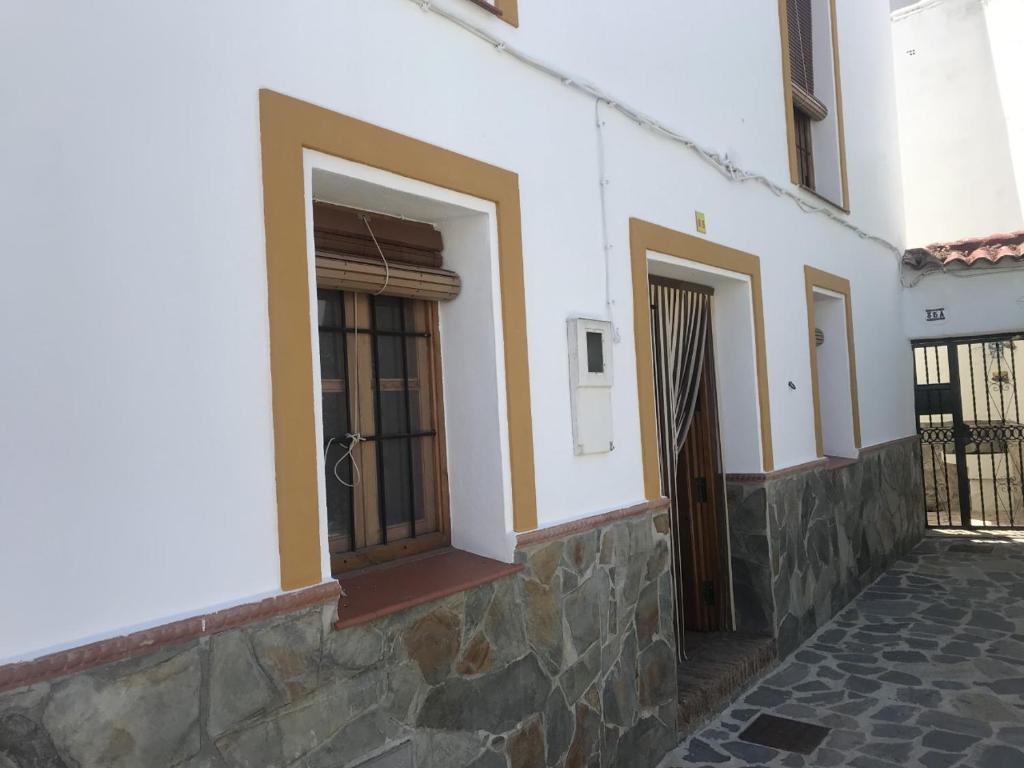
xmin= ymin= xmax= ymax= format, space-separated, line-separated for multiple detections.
xmin=658 ymin=532 xmax=1024 ymax=768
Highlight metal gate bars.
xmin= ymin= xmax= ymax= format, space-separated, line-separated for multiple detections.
xmin=913 ymin=333 xmax=1024 ymax=528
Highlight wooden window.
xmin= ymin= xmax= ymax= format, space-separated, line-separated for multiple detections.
xmin=312 ymin=202 xmax=461 ymax=302
xmin=319 ymin=290 xmax=449 ymax=572
xmin=314 ymin=203 xmax=451 ymax=574
xmin=794 ymin=108 xmax=815 ymax=190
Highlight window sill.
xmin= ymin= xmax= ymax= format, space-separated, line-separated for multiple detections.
xmin=798 ymin=184 xmax=849 ymax=215
xmin=333 ymin=548 xmax=523 ymax=631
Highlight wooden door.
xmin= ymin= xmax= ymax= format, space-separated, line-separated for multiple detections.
xmin=675 ymin=329 xmax=732 ymax=632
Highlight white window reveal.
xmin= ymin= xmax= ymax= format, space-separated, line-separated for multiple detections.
xmin=813 ymin=289 xmax=857 ymax=458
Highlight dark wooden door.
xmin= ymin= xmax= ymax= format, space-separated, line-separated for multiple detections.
xmin=675 ymin=332 xmax=732 ymax=632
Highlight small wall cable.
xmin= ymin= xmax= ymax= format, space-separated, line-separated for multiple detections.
xmin=595 ymin=99 xmax=620 ymax=342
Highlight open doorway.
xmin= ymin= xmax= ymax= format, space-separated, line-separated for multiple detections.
xmin=650 ymin=277 xmax=732 ymax=637
xmin=649 ymin=275 xmax=776 ymax=731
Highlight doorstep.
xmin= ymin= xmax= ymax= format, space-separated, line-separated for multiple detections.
xmin=677 ymin=632 xmax=778 ymax=733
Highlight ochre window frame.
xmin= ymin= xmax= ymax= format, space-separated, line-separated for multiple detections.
xmin=465 ymin=0 xmax=519 ymax=26
xmin=630 ymin=218 xmax=775 ymax=502
xmin=804 ymin=266 xmax=861 ymax=457
xmin=259 ymin=90 xmax=536 ymax=591
xmin=778 ymin=0 xmax=849 ymax=211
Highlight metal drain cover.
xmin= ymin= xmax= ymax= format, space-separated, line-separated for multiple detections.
xmin=739 ymin=713 xmax=831 ymax=755
xmin=948 ymin=543 xmax=995 ymax=554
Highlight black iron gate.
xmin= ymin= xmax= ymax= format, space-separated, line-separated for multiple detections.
xmin=913 ymin=333 xmax=1024 ymax=529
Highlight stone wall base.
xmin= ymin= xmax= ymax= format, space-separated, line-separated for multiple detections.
xmin=728 ymin=437 xmax=926 ymax=656
xmin=0 ymin=507 xmax=678 ymax=768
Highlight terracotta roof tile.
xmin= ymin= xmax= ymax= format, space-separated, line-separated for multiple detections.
xmin=903 ymin=230 xmax=1024 ymax=270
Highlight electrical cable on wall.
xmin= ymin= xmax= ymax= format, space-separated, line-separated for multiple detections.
xmin=904 ymin=261 xmax=1024 ymax=288
xmin=595 ymin=99 xmax=621 ymax=342
xmin=409 ymin=0 xmax=915 ymax=286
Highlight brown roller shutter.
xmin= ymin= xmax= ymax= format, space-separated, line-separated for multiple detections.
xmin=792 ymin=82 xmax=828 ymax=122
xmin=313 ymin=202 xmax=460 ymax=301
xmin=315 ymin=254 xmax=460 ymax=301
xmin=787 ymin=0 xmax=814 ymax=95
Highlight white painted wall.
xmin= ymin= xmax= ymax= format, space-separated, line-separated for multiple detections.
xmin=892 ymin=0 xmax=1024 ymax=246
xmin=903 ymin=271 xmax=1024 ymax=340
xmin=985 ymin=0 xmax=1024 ymax=221
xmin=0 ymin=0 xmax=910 ymax=661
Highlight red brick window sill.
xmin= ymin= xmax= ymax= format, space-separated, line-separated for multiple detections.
xmin=333 ymin=548 xmax=522 ymax=631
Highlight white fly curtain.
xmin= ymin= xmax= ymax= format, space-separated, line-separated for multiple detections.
xmin=649 ymin=282 xmax=711 ymax=660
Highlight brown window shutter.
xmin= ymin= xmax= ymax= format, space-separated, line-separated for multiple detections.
xmin=792 ymin=82 xmax=828 ymax=121
xmin=315 ymin=254 xmax=461 ymax=301
xmin=787 ymin=0 xmax=814 ymax=95
xmin=313 ymin=202 xmax=444 ymax=269
xmin=313 ymin=202 xmax=461 ymax=301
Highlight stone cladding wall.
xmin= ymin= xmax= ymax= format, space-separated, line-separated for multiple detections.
xmin=0 ymin=507 xmax=677 ymax=768
xmin=727 ymin=438 xmax=925 ymax=656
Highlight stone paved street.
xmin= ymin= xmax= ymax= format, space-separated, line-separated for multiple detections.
xmin=659 ymin=532 xmax=1024 ymax=768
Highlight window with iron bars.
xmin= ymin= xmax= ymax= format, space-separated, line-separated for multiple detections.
xmin=318 ymin=289 xmax=449 ymax=573
xmin=794 ymin=107 xmax=815 ymax=190
xmin=786 ymin=0 xmax=823 ymax=193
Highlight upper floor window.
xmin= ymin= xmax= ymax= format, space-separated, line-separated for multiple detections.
xmin=781 ymin=0 xmax=848 ymax=208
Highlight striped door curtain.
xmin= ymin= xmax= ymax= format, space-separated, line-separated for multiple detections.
xmin=649 ymin=280 xmax=712 ymax=659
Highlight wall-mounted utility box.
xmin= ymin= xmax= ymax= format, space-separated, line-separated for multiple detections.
xmin=567 ymin=318 xmax=614 ymax=455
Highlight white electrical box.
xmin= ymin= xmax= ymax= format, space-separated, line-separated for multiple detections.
xmin=567 ymin=318 xmax=614 ymax=455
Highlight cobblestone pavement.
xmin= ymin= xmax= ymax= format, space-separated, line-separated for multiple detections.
xmin=659 ymin=532 xmax=1024 ymax=768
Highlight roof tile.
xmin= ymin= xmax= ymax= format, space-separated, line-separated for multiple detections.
xmin=903 ymin=230 xmax=1024 ymax=270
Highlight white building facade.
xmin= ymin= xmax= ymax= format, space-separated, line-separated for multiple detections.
xmin=0 ymin=3 xmax=923 ymax=766
xmin=892 ymin=0 xmax=1024 ymax=248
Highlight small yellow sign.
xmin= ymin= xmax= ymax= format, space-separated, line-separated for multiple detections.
xmin=695 ymin=211 xmax=706 ymax=234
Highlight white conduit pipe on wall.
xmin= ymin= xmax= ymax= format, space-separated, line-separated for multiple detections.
xmin=410 ymin=0 xmax=919 ymax=287
xmin=594 ymin=99 xmax=621 ymax=341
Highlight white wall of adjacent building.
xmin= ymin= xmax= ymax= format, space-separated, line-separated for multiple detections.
xmin=0 ymin=0 xmax=912 ymax=662
xmin=892 ymin=0 xmax=1024 ymax=247
xmin=903 ymin=270 xmax=1024 ymax=341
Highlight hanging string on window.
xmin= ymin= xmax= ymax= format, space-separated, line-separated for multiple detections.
xmin=361 ymin=213 xmax=391 ymax=296
xmin=323 ymin=213 xmax=392 ymax=489
xmin=324 ymin=434 xmax=362 ymax=488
